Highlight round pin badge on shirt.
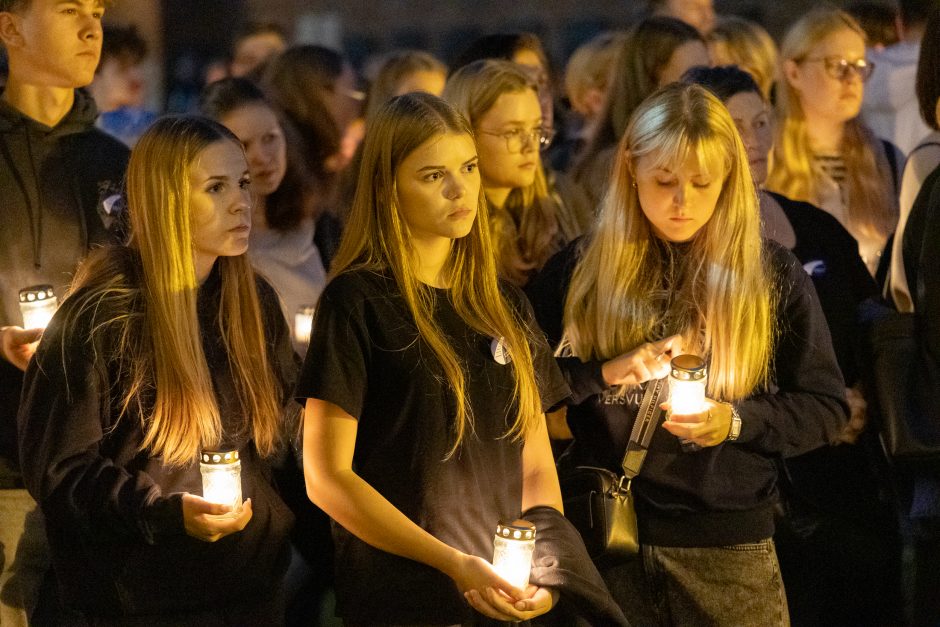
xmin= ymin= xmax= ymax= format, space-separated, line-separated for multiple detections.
xmin=490 ymin=337 xmax=512 ymax=365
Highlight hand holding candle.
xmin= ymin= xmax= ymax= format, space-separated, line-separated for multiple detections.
xmin=0 ymin=326 xmax=43 ymax=371
xmin=662 ymin=397 xmax=735 ymax=447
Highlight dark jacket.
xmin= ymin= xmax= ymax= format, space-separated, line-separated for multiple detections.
xmin=17 ymin=249 xmax=296 ymax=617
xmin=768 ymin=191 xmax=877 ymax=386
xmin=526 ymin=239 xmax=848 ymax=547
xmin=0 ymin=89 xmax=129 ymax=485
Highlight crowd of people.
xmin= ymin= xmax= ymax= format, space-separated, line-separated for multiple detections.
xmin=1 ymin=0 xmax=939 ymax=625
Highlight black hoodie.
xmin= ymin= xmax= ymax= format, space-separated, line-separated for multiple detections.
xmin=0 ymin=89 xmax=130 ymax=486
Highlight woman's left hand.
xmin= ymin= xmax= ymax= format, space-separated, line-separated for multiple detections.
xmin=466 ymin=584 xmax=557 ymax=622
xmin=661 ymin=399 xmax=733 ymax=447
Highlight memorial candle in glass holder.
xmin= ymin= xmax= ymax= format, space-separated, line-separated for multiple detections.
xmin=199 ymin=450 xmax=242 ymax=514
xmin=294 ymin=305 xmax=316 ymax=347
xmin=18 ymin=285 xmax=57 ymax=330
xmin=669 ymin=354 xmax=707 ymax=414
xmin=492 ymin=520 xmax=536 ymax=589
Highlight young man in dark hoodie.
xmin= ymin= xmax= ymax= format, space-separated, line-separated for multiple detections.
xmin=0 ymin=1 xmax=128 ymax=623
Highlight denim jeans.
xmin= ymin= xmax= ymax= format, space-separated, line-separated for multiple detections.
xmin=603 ymin=539 xmax=790 ymax=627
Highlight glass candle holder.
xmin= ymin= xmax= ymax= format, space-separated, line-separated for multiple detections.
xmin=294 ymin=305 xmax=316 ymax=347
xmin=492 ymin=520 xmax=536 ymax=590
xmin=669 ymin=354 xmax=707 ymax=415
xmin=199 ymin=450 xmax=242 ymax=515
xmin=18 ymin=285 xmax=57 ymax=330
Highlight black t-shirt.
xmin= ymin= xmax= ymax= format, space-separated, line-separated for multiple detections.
xmin=295 ymin=269 xmax=569 ymax=625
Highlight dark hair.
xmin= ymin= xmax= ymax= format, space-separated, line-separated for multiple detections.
xmin=899 ymin=0 xmax=940 ymax=25
xmin=580 ymin=16 xmax=703 ymax=159
xmin=100 ymin=25 xmax=147 ymax=68
xmin=916 ymin=7 xmax=940 ymax=130
xmin=0 ymin=0 xmax=27 ymax=12
xmin=199 ymin=77 xmax=311 ymax=231
xmin=1 ymin=0 xmax=113 ymax=12
xmin=261 ymin=45 xmax=345 ymax=186
xmin=453 ymin=32 xmax=550 ymax=74
xmin=846 ymin=1 xmax=899 ymax=47
xmin=681 ymin=64 xmax=762 ymax=102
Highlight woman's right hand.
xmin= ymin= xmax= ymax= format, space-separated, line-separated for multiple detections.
xmin=601 ymin=335 xmax=683 ymax=386
xmin=0 ymin=326 xmax=42 ymax=371
xmin=446 ymin=552 xmax=531 ymax=621
xmin=181 ymin=493 xmax=253 ymax=542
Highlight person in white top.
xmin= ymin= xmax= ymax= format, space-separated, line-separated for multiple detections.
xmin=861 ymin=0 xmax=934 ymax=155
xmin=890 ymin=7 xmax=940 ymax=312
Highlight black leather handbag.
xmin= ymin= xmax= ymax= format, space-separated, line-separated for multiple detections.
xmin=559 ymin=378 xmax=666 ymax=566
xmin=866 ymin=305 xmax=940 ymax=467
xmin=865 ymin=223 xmax=940 ymax=468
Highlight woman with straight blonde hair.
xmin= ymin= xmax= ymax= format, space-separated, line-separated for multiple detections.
xmin=443 ymin=59 xmax=589 ymax=286
xmin=768 ymin=7 xmax=901 ymax=279
xmin=527 ymin=83 xmax=847 ymax=625
xmin=17 ymin=116 xmax=298 ymax=621
xmin=296 ymin=92 xmax=626 ymax=626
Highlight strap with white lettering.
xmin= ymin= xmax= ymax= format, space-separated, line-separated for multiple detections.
xmin=622 ymin=377 xmax=667 ymax=479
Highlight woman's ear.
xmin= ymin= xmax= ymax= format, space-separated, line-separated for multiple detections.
xmin=782 ymin=59 xmax=802 ymax=91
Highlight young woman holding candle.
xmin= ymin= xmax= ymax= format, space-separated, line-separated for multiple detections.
xmin=768 ymin=7 xmax=901 ymax=280
xmin=443 ymin=60 xmax=588 ymax=287
xmin=684 ymin=63 xmax=904 ymax=626
xmin=17 ymin=116 xmax=297 ymax=622
xmin=296 ymin=93 xmax=626 ymax=625
xmin=526 ymin=83 xmax=848 ymax=625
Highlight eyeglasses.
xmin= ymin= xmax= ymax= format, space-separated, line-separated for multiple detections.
xmin=801 ymin=56 xmax=875 ymax=82
xmin=477 ymin=127 xmax=556 ymax=153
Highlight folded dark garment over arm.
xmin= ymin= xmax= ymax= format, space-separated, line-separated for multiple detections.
xmin=523 ymin=505 xmax=630 ymax=627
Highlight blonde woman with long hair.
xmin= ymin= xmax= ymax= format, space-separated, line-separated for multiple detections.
xmin=706 ymin=16 xmax=779 ymax=100
xmin=526 ymin=83 xmax=847 ymax=625
xmin=297 ymin=93 xmax=625 ymax=625
xmin=17 ymin=116 xmax=298 ymax=621
xmin=768 ymin=7 xmax=902 ymax=279
xmin=443 ymin=59 xmax=588 ymax=286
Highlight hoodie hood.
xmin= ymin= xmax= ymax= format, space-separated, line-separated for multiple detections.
xmin=0 ymin=88 xmax=99 ymax=136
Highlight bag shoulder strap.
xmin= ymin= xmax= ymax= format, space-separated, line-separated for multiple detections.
xmin=621 ymin=377 xmax=667 ymax=479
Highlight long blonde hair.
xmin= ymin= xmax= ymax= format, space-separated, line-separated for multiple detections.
xmin=563 ymin=83 xmax=774 ymax=401
xmin=443 ymin=59 xmax=563 ymax=286
xmin=767 ymin=8 xmax=897 ymax=242
xmin=333 ymin=92 xmax=544 ymax=457
xmin=67 ymin=116 xmax=284 ymax=466
xmin=707 ymin=16 xmax=779 ymax=100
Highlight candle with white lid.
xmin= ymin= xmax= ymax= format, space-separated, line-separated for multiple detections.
xmin=492 ymin=519 xmax=536 ymax=589
xmin=18 ymin=285 xmax=57 ymax=330
xmin=199 ymin=450 xmax=242 ymax=514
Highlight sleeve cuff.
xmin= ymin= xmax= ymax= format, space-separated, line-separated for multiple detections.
xmin=140 ymin=492 xmax=185 ymax=543
xmin=557 ymin=357 xmax=608 ymax=404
